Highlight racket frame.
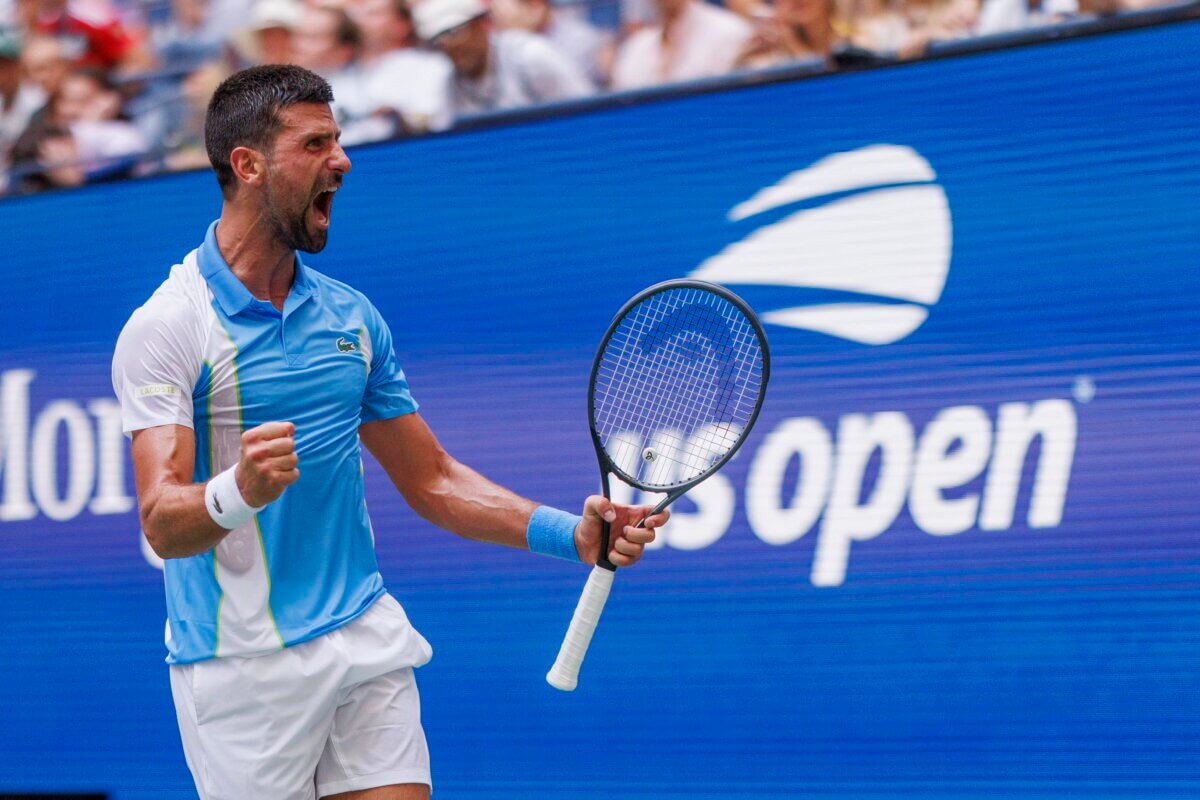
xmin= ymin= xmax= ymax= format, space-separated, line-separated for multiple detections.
xmin=549 ymin=279 xmax=770 ymax=690
xmin=586 ymin=278 xmax=771 ymax=570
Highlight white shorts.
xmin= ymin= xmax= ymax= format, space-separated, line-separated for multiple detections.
xmin=169 ymin=593 xmax=434 ymax=799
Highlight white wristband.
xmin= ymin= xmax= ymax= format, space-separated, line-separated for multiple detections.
xmin=204 ymin=465 xmax=264 ymax=530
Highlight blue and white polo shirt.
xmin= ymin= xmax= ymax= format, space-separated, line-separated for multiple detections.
xmin=113 ymin=221 xmax=426 ymax=665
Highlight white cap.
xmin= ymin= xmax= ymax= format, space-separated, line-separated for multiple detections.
xmin=252 ymin=0 xmax=303 ymax=30
xmin=413 ymin=0 xmax=487 ymax=41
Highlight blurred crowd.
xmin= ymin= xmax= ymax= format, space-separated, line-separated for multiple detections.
xmin=0 ymin=0 xmax=1185 ymax=193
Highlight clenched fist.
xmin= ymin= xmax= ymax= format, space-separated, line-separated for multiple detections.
xmin=235 ymin=422 xmax=300 ymax=507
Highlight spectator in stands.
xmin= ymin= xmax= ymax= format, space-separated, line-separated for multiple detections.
xmin=736 ymin=0 xmax=891 ymax=69
xmin=904 ymin=0 xmax=981 ymax=49
xmin=492 ymin=0 xmax=612 ymax=86
xmin=20 ymin=34 xmax=70 ymax=97
xmin=238 ymin=0 xmax=302 ymax=66
xmin=974 ymin=0 xmax=1076 ymax=35
xmin=150 ymin=0 xmax=225 ymax=73
xmin=30 ymin=0 xmax=152 ymax=71
xmin=292 ymin=3 xmax=408 ymax=144
xmin=161 ymin=60 xmax=225 ymax=171
xmin=611 ymin=0 xmax=752 ymax=91
xmin=345 ymin=0 xmax=453 ymax=133
xmin=0 ymin=28 xmax=44 ymax=173
xmin=9 ymin=65 xmax=146 ymax=192
xmin=843 ymin=0 xmax=916 ymax=54
xmin=414 ymin=0 xmax=594 ymax=118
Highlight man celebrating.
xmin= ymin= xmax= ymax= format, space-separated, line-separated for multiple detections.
xmin=112 ymin=65 xmax=665 ymax=800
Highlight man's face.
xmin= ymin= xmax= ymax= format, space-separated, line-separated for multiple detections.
xmin=258 ymin=26 xmax=293 ymax=65
xmin=348 ymin=0 xmax=410 ymax=52
xmin=21 ymin=37 xmax=68 ymax=95
xmin=292 ymin=7 xmax=353 ymax=72
xmin=258 ymin=102 xmax=352 ymax=254
xmin=434 ymin=17 xmax=489 ymax=78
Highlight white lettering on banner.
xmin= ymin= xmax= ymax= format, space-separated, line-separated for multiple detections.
xmin=617 ymin=398 xmax=1077 ymax=587
xmin=607 ymin=425 xmax=737 ymax=551
xmin=0 ymin=369 xmax=37 ymax=521
xmin=0 ymin=369 xmax=135 ymax=523
xmin=812 ymin=412 xmax=915 ymax=587
xmin=31 ymin=400 xmax=96 ymax=521
xmin=909 ymin=405 xmax=992 ymax=536
xmin=746 ymin=418 xmax=832 ymax=545
xmin=979 ymin=400 xmax=1076 ymax=530
xmin=2 ymin=365 xmax=1079 ymax=584
xmin=88 ymin=399 xmax=135 ymax=516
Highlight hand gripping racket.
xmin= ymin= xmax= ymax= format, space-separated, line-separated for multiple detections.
xmin=546 ymin=279 xmax=770 ymax=691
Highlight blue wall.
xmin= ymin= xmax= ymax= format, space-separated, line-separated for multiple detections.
xmin=1 ymin=19 xmax=1198 ymax=799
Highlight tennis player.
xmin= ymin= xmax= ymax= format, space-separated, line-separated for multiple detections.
xmin=111 ymin=64 xmax=667 ymax=800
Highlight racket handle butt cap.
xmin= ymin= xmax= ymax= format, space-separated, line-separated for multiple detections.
xmin=546 ymin=668 xmax=578 ymax=692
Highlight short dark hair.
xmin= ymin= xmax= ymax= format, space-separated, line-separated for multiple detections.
xmin=205 ymin=65 xmax=334 ymax=198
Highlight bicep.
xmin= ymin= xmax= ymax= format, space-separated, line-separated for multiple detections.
xmin=131 ymin=424 xmax=197 ymax=502
xmin=359 ymin=412 xmax=449 ymax=500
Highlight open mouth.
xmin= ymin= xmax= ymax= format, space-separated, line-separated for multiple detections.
xmin=310 ymin=187 xmax=337 ymax=229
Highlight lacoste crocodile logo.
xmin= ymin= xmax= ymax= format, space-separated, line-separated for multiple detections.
xmin=336 ymin=336 xmax=357 ymax=353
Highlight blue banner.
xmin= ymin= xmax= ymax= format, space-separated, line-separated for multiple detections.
xmin=1 ymin=18 xmax=1198 ymax=799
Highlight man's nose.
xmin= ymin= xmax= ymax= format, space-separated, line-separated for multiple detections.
xmin=330 ymin=142 xmax=351 ymax=174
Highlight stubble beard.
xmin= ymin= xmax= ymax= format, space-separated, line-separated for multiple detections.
xmin=262 ymin=171 xmax=328 ymax=254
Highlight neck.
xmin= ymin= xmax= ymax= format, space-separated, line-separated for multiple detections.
xmin=216 ymin=202 xmax=296 ymax=310
xmin=464 ymin=46 xmax=490 ymax=81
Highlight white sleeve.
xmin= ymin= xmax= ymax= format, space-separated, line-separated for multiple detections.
xmin=521 ymin=34 xmax=596 ymax=103
xmin=611 ymin=32 xmax=654 ymax=92
xmin=111 ymin=296 xmax=203 ymax=437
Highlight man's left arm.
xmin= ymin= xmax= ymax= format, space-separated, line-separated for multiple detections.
xmin=359 ymin=413 xmax=666 ymax=566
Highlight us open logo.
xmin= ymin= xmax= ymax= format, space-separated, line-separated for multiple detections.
xmin=690 ymin=144 xmax=952 ymax=345
xmin=609 ymin=145 xmax=1078 ymax=587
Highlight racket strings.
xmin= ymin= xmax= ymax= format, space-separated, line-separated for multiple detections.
xmin=593 ymin=286 xmax=765 ymax=489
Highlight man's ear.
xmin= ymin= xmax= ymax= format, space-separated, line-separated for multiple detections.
xmin=230 ymin=146 xmax=267 ymax=188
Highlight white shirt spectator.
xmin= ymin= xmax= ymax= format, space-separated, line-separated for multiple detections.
xmin=325 ymin=64 xmax=396 ymax=146
xmin=71 ymin=118 xmax=148 ymax=169
xmin=975 ymin=0 xmax=1078 ymax=35
xmin=361 ymin=48 xmax=454 ymax=134
xmin=452 ymin=29 xmax=592 ymax=116
xmin=612 ymin=0 xmax=752 ymax=91
xmin=543 ymin=7 xmax=608 ymax=87
xmin=325 ymin=50 xmax=453 ymax=143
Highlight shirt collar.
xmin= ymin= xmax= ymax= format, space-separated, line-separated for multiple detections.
xmin=197 ymin=220 xmax=316 ymax=317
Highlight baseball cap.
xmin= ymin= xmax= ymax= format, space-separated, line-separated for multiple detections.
xmin=252 ymin=0 xmax=303 ymax=30
xmin=413 ymin=0 xmax=487 ymax=41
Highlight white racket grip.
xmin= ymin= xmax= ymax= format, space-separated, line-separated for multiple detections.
xmin=546 ymin=565 xmax=615 ymax=691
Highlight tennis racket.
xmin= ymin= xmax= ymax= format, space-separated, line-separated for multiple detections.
xmin=546 ymin=279 xmax=770 ymax=691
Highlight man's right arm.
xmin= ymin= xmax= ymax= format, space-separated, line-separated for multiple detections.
xmin=133 ymin=422 xmax=299 ymax=560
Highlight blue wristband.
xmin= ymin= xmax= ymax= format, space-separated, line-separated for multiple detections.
xmin=527 ymin=505 xmax=582 ymax=562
